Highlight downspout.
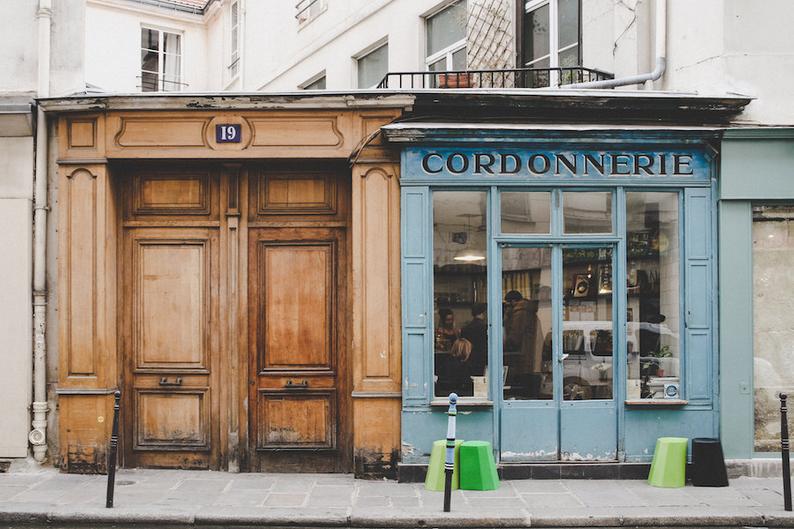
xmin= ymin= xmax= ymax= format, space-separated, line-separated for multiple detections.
xmin=568 ymin=0 xmax=666 ymax=89
xmin=30 ymin=0 xmax=51 ymax=463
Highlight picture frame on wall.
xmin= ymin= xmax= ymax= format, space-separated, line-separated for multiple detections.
xmin=598 ymin=263 xmax=612 ymax=294
xmin=572 ymin=274 xmax=591 ymax=298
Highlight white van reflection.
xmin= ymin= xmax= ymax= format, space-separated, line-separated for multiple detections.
xmin=537 ymin=321 xmax=678 ymax=400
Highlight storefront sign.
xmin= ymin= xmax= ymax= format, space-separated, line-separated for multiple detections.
xmin=407 ymin=147 xmax=709 ymax=179
xmin=216 ymin=124 xmax=242 ymax=143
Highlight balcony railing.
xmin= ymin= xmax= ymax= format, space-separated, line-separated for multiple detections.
xmin=137 ymin=75 xmax=190 ymax=93
xmin=376 ymin=67 xmax=614 ymax=90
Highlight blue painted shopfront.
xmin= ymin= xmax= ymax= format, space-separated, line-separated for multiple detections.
xmin=398 ymin=130 xmax=719 ymax=464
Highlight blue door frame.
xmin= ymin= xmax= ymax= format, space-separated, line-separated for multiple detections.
xmin=399 ymin=132 xmax=720 ymax=464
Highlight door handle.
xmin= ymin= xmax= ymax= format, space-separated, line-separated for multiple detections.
xmin=284 ymin=379 xmax=309 ymax=389
xmin=159 ymin=376 xmax=183 ymax=387
xmin=558 ymin=353 xmax=569 ymax=364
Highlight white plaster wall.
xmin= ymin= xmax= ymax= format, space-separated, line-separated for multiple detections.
xmin=248 ymin=0 xmax=449 ymax=90
xmin=0 ymin=1 xmax=39 ymax=93
xmin=0 ymin=137 xmax=34 ymax=458
xmin=85 ymin=1 xmax=209 ymax=92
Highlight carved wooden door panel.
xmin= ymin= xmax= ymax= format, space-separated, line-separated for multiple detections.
xmin=248 ymin=227 xmax=348 ymax=472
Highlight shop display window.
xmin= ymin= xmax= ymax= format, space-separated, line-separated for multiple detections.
xmin=501 ymin=192 xmax=551 ymax=233
xmin=753 ymin=205 xmax=794 ymax=451
xmin=625 ymin=192 xmax=681 ymax=400
xmin=433 ymin=191 xmax=489 ymax=398
xmin=563 ymin=192 xmax=612 ymax=233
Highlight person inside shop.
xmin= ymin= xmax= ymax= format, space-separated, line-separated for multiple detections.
xmin=460 ymin=303 xmax=488 ymax=377
xmin=434 ymin=308 xmax=458 ymax=352
xmin=436 ymin=333 xmax=475 ymax=396
xmin=503 ymin=290 xmax=544 ymax=398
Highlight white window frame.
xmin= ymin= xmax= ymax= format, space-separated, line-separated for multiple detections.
xmin=299 ymin=70 xmax=326 ymax=90
xmin=424 ymin=1 xmax=467 ymax=71
xmin=140 ymin=25 xmax=184 ymax=92
xmin=354 ymin=39 xmax=389 ymax=89
xmin=524 ymin=0 xmax=580 ymax=86
xmin=228 ymin=0 xmax=240 ymax=80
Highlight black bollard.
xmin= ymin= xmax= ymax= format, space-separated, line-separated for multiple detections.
xmin=782 ymin=393 xmax=792 ymax=512
xmin=443 ymin=393 xmax=458 ymax=513
xmin=106 ymin=390 xmax=121 ymax=508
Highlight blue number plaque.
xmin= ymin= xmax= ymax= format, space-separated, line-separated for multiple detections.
xmin=216 ymin=124 xmax=241 ymax=143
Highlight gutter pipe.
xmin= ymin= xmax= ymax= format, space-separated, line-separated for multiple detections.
xmin=30 ymin=0 xmax=51 ymax=463
xmin=568 ymin=0 xmax=666 ymax=89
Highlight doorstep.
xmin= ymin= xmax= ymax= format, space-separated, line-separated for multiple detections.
xmin=398 ymin=462 xmax=653 ymax=482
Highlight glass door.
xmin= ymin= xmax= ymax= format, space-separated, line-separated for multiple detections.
xmin=499 ymin=244 xmax=617 ymax=462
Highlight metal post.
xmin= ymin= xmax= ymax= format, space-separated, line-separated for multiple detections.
xmin=443 ymin=393 xmax=458 ymax=513
xmin=781 ymin=393 xmax=792 ymax=511
xmin=106 ymin=390 xmax=121 ymax=508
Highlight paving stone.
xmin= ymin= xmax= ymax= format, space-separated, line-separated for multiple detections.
xmin=0 ymin=486 xmax=30 ymax=501
xmin=521 ymin=492 xmax=584 ymax=508
xmin=263 ymin=492 xmax=307 ymax=507
xmin=212 ymin=490 xmax=269 ymax=507
xmin=357 ymin=482 xmax=418 ymax=497
xmin=355 ymin=495 xmax=392 ymax=508
xmin=511 ymin=479 xmax=567 ymax=493
xmin=174 ymin=478 xmax=231 ymax=493
xmin=228 ymin=476 xmax=276 ymax=490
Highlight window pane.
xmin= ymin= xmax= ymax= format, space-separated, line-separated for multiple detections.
xmin=501 ymin=192 xmax=551 ymax=234
xmin=434 ymin=191 xmax=488 ymax=399
xmin=753 ymin=205 xmax=794 ymax=451
xmin=563 ymin=247 xmax=613 ymax=400
xmin=427 ymin=0 xmax=467 ymax=57
xmin=162 ymin=53 xmax=181 ymax=90
xmin=141 ymin=71 xmax=159 ymax=92
xmin=163 ymin=32 xmax=181 ymax=56
xmin=502 ymin=247 xmax=552 ymax=400
xmin=141 ymin=28 xmax=158 ymax=51
xmin=141 ymin=49 xmax=159 ymax=73
xmin=563 ymin=192 xmax=612 ymax=233
xmin=523 ymin=3 xmax=549 ymax=64
xmin=626 ymin=192 xmax=680 ymax=400
xmin=304 ymin=76 xmax=326 ymax=90
xmin=559 ymin=44 xmax=579 ymax=67
xmin=231 ymin=1 xmax=238 ymax=26
xmin=558 ymin=0 xmax=579 ymax=49
xmin=452 ymin=47 xmax=467 ymax=70
xmin=357 ymin=44 xmax=388 ymax=88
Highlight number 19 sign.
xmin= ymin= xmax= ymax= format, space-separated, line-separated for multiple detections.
xmin=216 ymin=124 xmax=241 ymax=143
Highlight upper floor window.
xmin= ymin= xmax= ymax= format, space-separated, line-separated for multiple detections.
xmin=296 ymin=0 xmax=327 ymax=25
xmin=229 ymin=1 xmax=240 ymax=78
xmin=140 ymin=27 xmax=183 ymax=92
xmin=301 ymin=72 xmax=326 ymax=90
xmin=523 ymin=0 xmax=580 ymax=86
xmin=357 ymin=42 xmax=389 ymax=88
xmin=426 ymin=0 xmax=467 ymax=72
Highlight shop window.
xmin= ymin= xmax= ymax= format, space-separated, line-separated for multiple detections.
xmin=501 ymin=191 xmax=551 ymax=234
xmin=522 ymin=0 xmax=580 ymax=87
xmin=140 ymin=27 xmax=182 ymax=92
xmin=433 ymin=191 xmax=488 ymax=398
xmin=426 ymin=1 xmax=467 ymax=73
xmin=625 ymin=192 xmax=680 ymax=400
xmin=753 ymin=205 xmax=794 ymax=451
xmin=357 ymin=43 xmax=389 ymax=89
xmin=563 ymin=191 xmax=612 ymax=234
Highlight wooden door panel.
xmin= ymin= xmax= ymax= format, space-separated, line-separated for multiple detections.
xmin=136 ymin=242 xmax=206 ymax=369
xmin=248 ymin=226 xmax=348 ymax=472
xmin=134 ymin=389 xmax=209 ymax=450
xmin=260 ymin=243 xmax=333 ymax=370
xmin=122 ymin=227 xmax=219 ymax=469
xmin=257 ymin=392 xmax=335 ymax=449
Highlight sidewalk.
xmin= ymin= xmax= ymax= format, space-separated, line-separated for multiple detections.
xmin=1 ymin=467 xmax=794 ymax=527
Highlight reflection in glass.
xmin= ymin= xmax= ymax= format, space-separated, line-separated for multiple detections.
xmin=562 ymin=247 xmax=614 ymax=400
xmin=523 ymin=4 xmax=550 ymax=65
xmin=753 ymin=205 xmax=794 ymax=450
xmin=502 ymin=247 xmax=552 ymax=400
xmin=426 ymin=0 xmax=466 ymax=57
xmin=626 ymin=192 xmax=680 ymax=400
xmin=358 ymin=44 xmax=389 ymax=88
xmin=501 ymin=192 xmax=551 ymax=234
xmin=563 ymin=192 xmax=612 ymax=233
xmin=433 ymin=191 xmax=488 ymax=398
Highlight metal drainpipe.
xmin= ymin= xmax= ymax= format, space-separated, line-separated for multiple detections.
xmin=568 ymin=0 xmax=666 ymax=89
xmin=30 ymin=0 xmax=52 ymax=463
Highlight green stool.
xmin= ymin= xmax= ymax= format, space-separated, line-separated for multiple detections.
xmin=425 ymin=439 xmax=464 ymax=491
xmin=648 ymin=437 xmax=688 ymax=488
xmin=459 ymin=441 xmax=500 ymax=491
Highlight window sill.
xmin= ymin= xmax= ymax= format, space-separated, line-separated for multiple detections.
xmin=625 ymin=399 xmax=688 ymax=407
xmin=431 ymin=398 xmax=493 ymax=408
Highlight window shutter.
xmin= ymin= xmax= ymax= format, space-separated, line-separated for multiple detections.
xmin=684 ymin=187 xmax=714 ymax=403
xmin=401 ymin=187 xmax=432 ymax=406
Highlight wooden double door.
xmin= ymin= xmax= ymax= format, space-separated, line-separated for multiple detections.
xmin=118 ymin=163 xmax=350 ymax=472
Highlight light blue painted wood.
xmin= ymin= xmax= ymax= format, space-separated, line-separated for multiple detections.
xmin=560 ymin=402 xmax=618 ymax=460
xmin=401 ymin=408 xmax=494 ymax=464
xmin=721 ymin=138 xmax=794 ymax=200
xmin=718 ymin=202 xmax=754 ymax=458
xmin=624 ymin=408 xmax=717 ymax=462
xmin=685 ymin=188 xmax=713 ymax=405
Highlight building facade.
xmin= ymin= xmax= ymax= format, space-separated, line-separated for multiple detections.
xmin=1 ymin=0 xmax=793 ymax=479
